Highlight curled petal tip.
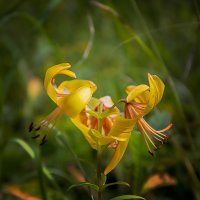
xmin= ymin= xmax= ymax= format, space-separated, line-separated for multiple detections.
xmin=89 ymin=81 xmax=97 ymax=92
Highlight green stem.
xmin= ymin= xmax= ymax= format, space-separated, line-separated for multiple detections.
xmin=96 ymin=105 xmax=104 ymax=200
xmin=97 ymin=148 xmax=102 ymax=200
xmin=36 ymin=149 xmax=47 ymax=200
xmin=58 ymin=133 xmax=95 ymax=200
xmin=109 ymin=99 xmax=127 ymax=110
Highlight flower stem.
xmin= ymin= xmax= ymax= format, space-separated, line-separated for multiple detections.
xmin=97 ymin=106 xmax=104 ymax=200
xmin=97 ymin=148 xmax=102 ymax=200
xmin=36 ymin=149 xmax=47 ymax=200
xmin=110 ymin=98 xmax=127 ymax=110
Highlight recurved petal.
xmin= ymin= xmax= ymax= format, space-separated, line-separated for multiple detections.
xmin=103 ymin=117 xmax=135 ymax=174
xmin=58 ymin=80 xmax=96 ymax=94
xmin=98 ymin=117 xmax=135 ymax=146
xmin=108 ymin=117 xmax=135 ymax=138
xmin=110 ymin=133 xmax=130 ymax=141
xmin=126 ymin=85 xmax=136 ymax=94
xmin=44 ymin=63 xmax=76 ymax=103
xmin=148 ymin=73 xmax=165 ymax=109
xmin=126 ymin=84 xmax=149 ymax=103
xmin=71 ymin=116 xmax=97 ymax=149
xmin=104 ymin=137 xmax=130 ymax=175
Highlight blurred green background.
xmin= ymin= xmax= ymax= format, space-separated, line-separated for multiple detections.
xmin=1 ymin=0 xmax=200 ymax=199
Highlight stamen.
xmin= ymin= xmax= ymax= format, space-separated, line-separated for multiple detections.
xmin=139 ymin=118 xmax=171 ymax=148
xmin=154 ymin=147 xmax=158 ymax=151
xmin=141 ymin=132 xmax=154 ymax=156
xmin=131 ymin=107 xmax=139 ymax=116
xmin=29 ymin=122 xmax=34 ymax=132
xmin=138 ymin=121 xmax=157 ymax=153
xmin=29 ymin=107 xmax=63 ymax=145
xmin=32 ymin=134 xmax=40 ymax=139
xmin=125 ymin=104 xmax=135 ymax=119
xmin=141 ymin=118 xmax=172 ymax=135
xmin=130 ymin=101 xmax=146 ymax=111
xmin=49 ymin=109 xmax=63 ymax=130
xmin=153 ymin=134 xmax=165 ymax=143
xmin=35 ymin=126 xmax=41 ymax=131
xmin=41 ymin=107 xmax=61 ymax=127
xmin=128 ymin=106 xmax=135 ymax=118
xmin=156 ymin=123 xmax=173 ymax=133
xmin=148 ymin=150 xmax=154 ymax=157
xmin=40 ymin=135 xmax=47 ymax=146
xmin=138 ymin=121 xmax=157 ymax=155
xmin=140 ymin=118 xmax=169 ymax=139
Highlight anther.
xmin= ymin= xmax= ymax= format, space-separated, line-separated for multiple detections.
xmin=148 ymin=150 xmax=154 ymax=157
xmin=40 ymin=135 xmax=47 ymax=146
xmin=32 ymin=134 xmax=40 ymax=139
xmin=163 ymin=138 xmax=168 ymax=143
xmin=35 ymin=126 xmax=41 ymax=131
xmin=154 ymin=147 xmax=158 ymax=151
xmin=29 ymin=122 xmax=34 ymax=132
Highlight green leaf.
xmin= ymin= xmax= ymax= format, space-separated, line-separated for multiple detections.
xmin=42 ymin=165 xmax=54 ymax=181
xmin=101 ymin=173 xmax=107 ymax=186
xmin=13 ymin=138 xmax=35 ymax=159
xmin=103 ymin=181 xmax=130 ymax=190
xmin=67 ymin=182 xmax=99 ymax=191
xmin=110 ymin=195 xmax=146 ymax=200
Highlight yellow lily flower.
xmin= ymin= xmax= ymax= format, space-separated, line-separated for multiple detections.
xmin=71 ymin=96 xmax=135 ymax=175
xmin=29 ymin=63 xmax=97 ymax=145
xmin=125 ymin=73 xmax=172 ymax=155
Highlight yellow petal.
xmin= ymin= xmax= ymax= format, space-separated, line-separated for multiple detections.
xmin=88 ymin=97 xmax=100 ymax=110
xmin=108 ymin=117 xmax=135 ymax=138
xmin=98 ymin=117 xmax=135 ymax=146
xmin=58 ymin=80 xmax=96 ymax=93
xmin=44 ymin=66 xmax=97 ymax=118
xmin=126 ymin=85 xmax=136 ymax=94
xmin=104 ymin=137 xmax=130 ymax=175
xmin=58 ymin=85 xmax=96 ymax=118
xmin=126 ymin=84 xmax=149 ymax=103
xmin=101 ymin=117 xmax=135 ymax=174
xmin=71 ymin=116 xmax=97 ymax=149
xmin=44 ymin=63 xmax=76 ymax=103
xmin=103 ymin=118 xmax=135 ymax=174
xmin=148 ymin=73 xmax=165 ymax=110
xmin=110 ymin=133 xmax=130 ymax=141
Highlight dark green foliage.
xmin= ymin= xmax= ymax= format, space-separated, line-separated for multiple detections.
xmin=0 ymin=0 xmax=200 ymax=199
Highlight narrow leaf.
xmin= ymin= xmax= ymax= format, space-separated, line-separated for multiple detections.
xmin=110 ymin=195 xmax=146 ymax=200
xmin=13 ymin=138 xmax=35 ymax=159
xmin=42 ymin=165 xmax=54 ymax=181
xmin=103 ymin=181 xmax=130 ymax=190
xmin=67 ymin=182 xmax=99 ymax=191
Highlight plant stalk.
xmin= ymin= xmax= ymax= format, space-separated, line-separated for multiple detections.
xmin=36 ymin=149 xmax=47 ymax=200
xmin=97 ymin=148 xmax=102 ymax=200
